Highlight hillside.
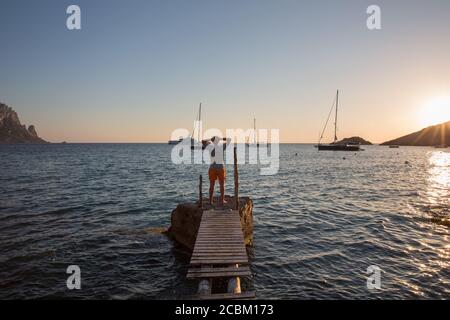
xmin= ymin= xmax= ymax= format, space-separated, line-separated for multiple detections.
xmin=381 ymin=121 xmax=450 ymax=146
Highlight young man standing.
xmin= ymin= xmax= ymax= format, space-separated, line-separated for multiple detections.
xmin=206 ymin=136 xmax=229 ymax=206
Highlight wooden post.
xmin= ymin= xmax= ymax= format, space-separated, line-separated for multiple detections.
xmin=198 ymin=265 xmax=211 ymax=296
xmin=198 ymin=279 xmax=211 ymax=296
xmin=199 ymin=175 xmax=203 ymax=208
xmin=234 ymin=146 xmax=239 ymax=210
xmin=227 ymin=264 xmax=242 ymax=294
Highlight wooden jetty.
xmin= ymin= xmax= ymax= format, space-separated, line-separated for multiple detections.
xmin=187 ymin=147 xmax=255 ymax=300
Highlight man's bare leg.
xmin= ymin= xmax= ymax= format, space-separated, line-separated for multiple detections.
xmin=219 ymin=181 xmax=226 ymax=205
xmin=209 ymin=180 xmax=215 ymax=205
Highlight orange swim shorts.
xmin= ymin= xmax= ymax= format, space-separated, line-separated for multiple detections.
xmin=208 ymin=167 xmax=226 ymax=183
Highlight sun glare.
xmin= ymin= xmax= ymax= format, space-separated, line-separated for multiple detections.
xmin=419 ymin=96 xmax=450 ymax=127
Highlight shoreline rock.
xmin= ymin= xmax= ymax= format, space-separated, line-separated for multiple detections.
xmin=0 ymin=102 xmax=48 ymax=144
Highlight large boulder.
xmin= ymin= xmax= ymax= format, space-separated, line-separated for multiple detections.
xmin=168 ymin=196 xmax=253 ymax=250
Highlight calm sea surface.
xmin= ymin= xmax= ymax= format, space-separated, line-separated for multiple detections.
xmin=0 ymin=144 xmax=448 ymax=299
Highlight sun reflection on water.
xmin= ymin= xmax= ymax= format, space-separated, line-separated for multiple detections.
xmin=426 ymin=151 xmax=450 ymax=219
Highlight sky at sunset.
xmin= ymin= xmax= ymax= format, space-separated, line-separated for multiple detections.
xmin=1 ymin=0 xmax=450 ymax=143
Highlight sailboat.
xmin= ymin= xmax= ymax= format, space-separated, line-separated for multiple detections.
xmin=246 ymin=117 xmax=259 ymax=147
xmin=168 ymin=103 xmax=203 ymax=146
xmin=318 ymin=90 xmax=360 ymax=151
xmin=246 ymin=117 xmax=270 ymax=147
xmin=191 ymin=103 xmax=205 ymax=150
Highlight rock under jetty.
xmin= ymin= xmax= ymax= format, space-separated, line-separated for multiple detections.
xmin=168 ymin=196 xmax=253 ymax=250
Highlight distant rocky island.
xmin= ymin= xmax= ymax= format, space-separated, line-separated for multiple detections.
xmin=381 ymin=120 xmax=450 ymax=146
xmin=0 ymin=102 xmax=48 ymax=144
xmin=335 ymin=136 xmax=372 ymax=145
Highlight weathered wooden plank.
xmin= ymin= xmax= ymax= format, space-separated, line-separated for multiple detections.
xmin=191 ymin=254 xmax=248 ymax=261
xmin=190 ymin=262 xmax=249 ymax=267
xmin=198 ymin=226 xmax=242 ymax=229
xmin=201 ymin=220 xmax=238 ymax=222
xmin=196 ymin=234 xmax=244 ymax=237
xmin=190 ymin=258 xmax=248 ymax=262
xmin=197 ymin=231 xmax=244 ymax=239
xmin=201 ymin=220 xmax=240 ymax=222
xmin=200 ymin=223 xmax=241 ymax=227
xmin=202 ymin=220 xmax=240 ymax=222
xmin=202 ymin=219 xmax=239 ymax=221
xmin=194 ymin=241 xmax=244 ymax=245
xmin=191 ymin=258 xmax=249 ymax=262
xmin=190 ymin=259 xmax=249 ymax=265
xmin=197 ymin=235 xmax=244 ymax=238
xmin=190 ymin=257 xmax=248 ymax=265
xmin=193 ymin=248 xmax=246 ymax=252
xmin=197 ymin=226 xmax=242 ymax=230
xmin=200 ymin=220 xmax=240 ymax=223
xmin=199 ymin=228 xmax=241 ymax=230
xmin=195 ymin=238 xmax=244 ymax=241
xmin=193 ymin=252 xmax=247 ymax=255
xmin=198 ymin=227 xmax=241 ymax=230
xmin=193 ymin=248 xmax=245 ymax=252
xmin=193 ymin=253 xmax=247 ymax=258
xmin=187 ymin=270 xmax=251 ymax=279
xmin=196 ymin=235 xmax=244 ymax=238
xmin=198 ymin=229 xmax=241 ymax=232
xmin=202 ymin=221 xmax=240 ymax=223
xmin=193 ymin=244 xmax=244 ymax=249
xmin=197 ymin=231 xmax=243 ymax=234
xmin=195 ymin=239 xmax=244 ymax=242
xmin=192 ymin=253 xmax=248 ymax=258
xmin=195 ymin=241 xmax=244 ymax=244
xmin=191 ymin=258 xmax=249 ymax=263
xmin=191 ymin=291 xmax=256 ymax=300
xmin=196 ymin=239 xmax=243 ymax=242
xmin=193 ymin=249 xmax=247 ymax=253
xmin=193 ymin=252 xmax=247 ymax=256
xmin=197 ymin=234 xmax=242 ymax=237
xmin=195 ymin=238 xmax=243 ymax=241
xmin=193 ymin=246 xmax=245 ymax=251
xmin=194 ymin=242 xmax=244 ymax=246
xmin=194 ymin=240 xmax=244 ymax=243
xmin=193 ymin=245 xmax=244 ymax=249
xmin=194 ymin=242 xmax=245 ymax=246
xmin=197 ymin=237 xmax=244 ymax=239
xmin=201 ymin=217 xmax=240 ymax=220
xmin=194 ymin=240 xmax=244 ymax=244
xmin=197 ymin=234 xmax=244 ymax=237
xmin=188 ymin=266 xmax=250 ymax=273
xmin=196 ymin=232 xmax=244 ymax=236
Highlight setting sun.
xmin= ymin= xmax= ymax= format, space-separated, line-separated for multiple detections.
xmin=419 ymin=96 xmax=450 ymax=127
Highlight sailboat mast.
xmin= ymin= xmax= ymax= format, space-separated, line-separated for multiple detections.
xmin=334 ymin=90 xmax=339 ymax=142
xmin=198 ymin=103 xmax=202 ymax=142
xmin=254 ymin=117 xmax=256 ymax=144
